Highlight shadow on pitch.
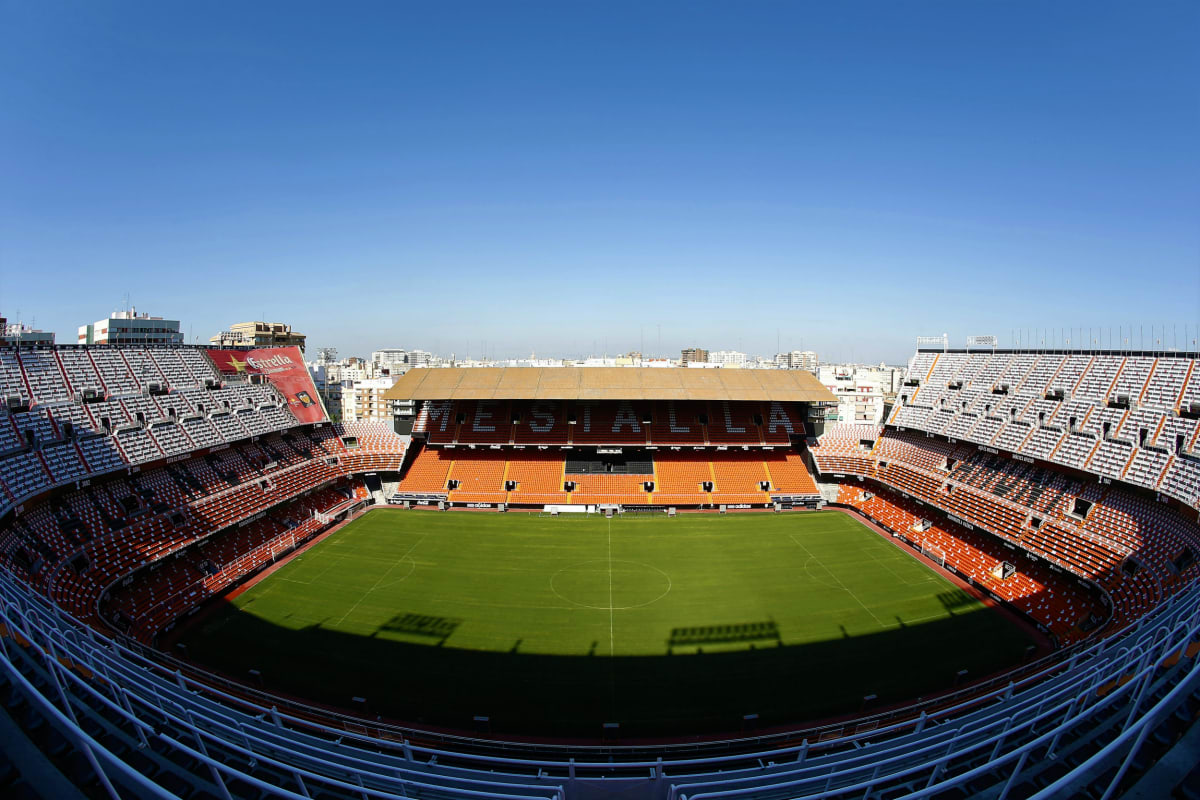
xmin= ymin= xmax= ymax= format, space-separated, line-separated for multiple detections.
xmin=176 ymin=598 xmax=1040 ymax=739
xmin=377 ymin=612 xmax=461 ymax=642
xmin=667 ymin=620 xmax=780 ymax=650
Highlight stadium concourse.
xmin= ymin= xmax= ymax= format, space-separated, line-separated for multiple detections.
xmin=0 ymin=346 xmax=1195 ymax=798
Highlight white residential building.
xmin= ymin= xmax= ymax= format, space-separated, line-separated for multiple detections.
xmin=78 ymin=310 xmax=183 ymax=345
xmin=341 ymin=376 xmax=402 ymax=423
xmin=775 ymin=351 xmax=819 ymax=371
xmin=708 ymin=350 xmax=748 ymax=367
xmin=372 ymin=349 xmax=409 ymax=368
xmin=817 ymin=363 xmax=902 ymax=425
xmin=407 ymin=350 xmax=434 ymax=367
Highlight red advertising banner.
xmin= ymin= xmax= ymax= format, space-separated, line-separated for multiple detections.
xmin=205 ymin=346 xmax=327 ymax=424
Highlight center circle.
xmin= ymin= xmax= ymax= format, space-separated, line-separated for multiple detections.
xmin=550 ymin=560 xmax=672 ymax=610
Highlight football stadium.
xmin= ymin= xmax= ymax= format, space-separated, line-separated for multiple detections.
xmin=5 ymin=2 xmax=1200 ymax=798
xmin=1 ymin=342 xmax=1199 ymax=799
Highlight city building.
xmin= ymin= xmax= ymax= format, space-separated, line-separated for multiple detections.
xmin=708 ymin=350 xmax=748 ymax=367
xmin=307 ymin=362 xmax=343 ymax=421
xmin=78 ymin=310 xmax=183 ymax=345
xmin=775 ymin=351 xmax=819 ymax=371
xmin=370 ymin=348 xmax=435 ymax=375
xmin=371 ymin=349 xmax=409 ymax=368
xmin=817 ymin=363 xmax=903 ymax=424
xmin=680 ymin=347 xmax=708 ymax=365
xmin=341 ymin=376 xmax=401 ymax=423
xmin=210 ymin=321 xmax=306 ymax=351
xmin=339 ymin=358 xmax=370 ymax=384
xmin=1 ymin=319 xmax=55 ymax=345
xmin=407 ymin=350 xmax=434 ymax=367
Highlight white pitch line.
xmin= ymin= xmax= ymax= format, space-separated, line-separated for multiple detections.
xmin=607 ymin=517 xmax=615 ymax=657
xmin=864 ymin=546 xmax=933 ymax=587
xmin=334 ymin=534 xmax=426 ymax=627
xmin=790 ymin=533 xmax=887 ymax=627
xmin=292 ymin=536 xmax=353 ymax=586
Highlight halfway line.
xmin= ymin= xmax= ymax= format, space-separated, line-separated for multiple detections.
xmin=607 ymin=517 xmax=614 ymax=656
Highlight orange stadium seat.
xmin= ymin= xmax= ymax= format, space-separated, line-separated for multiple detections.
xmin=710 ymin=454 xmax=771 ymax=504
xmin=764 ymin=451 xmax=819 ymax=494
xmin=569 ymin=473 xmax=653 ymax=505
xmin=505 ymin=452 xmax=569 ymax=504
xmin=446 ymin=450 xmax=509 ymax=503
xmin=396 ymin=446 xmax=456 ymax=494
xmin=652 ymin=451 xmax=714 ymax=505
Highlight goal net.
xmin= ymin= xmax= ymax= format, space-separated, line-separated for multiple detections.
xmin=921 ymin=544 xmax=946 ymax=568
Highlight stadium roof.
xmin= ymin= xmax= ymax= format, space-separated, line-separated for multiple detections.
xmin=383 ymin=367 xmax=837 ymax=402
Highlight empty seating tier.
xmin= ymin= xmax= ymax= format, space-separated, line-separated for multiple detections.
xmin=0 ymin=344 xmax=331 ymax=514
xmin=393 ymin=445 xmax=820 ymax=508
xmin=887 ymin=349 xmax=1200 ymax=510
xmin=814 ymin=420 xmax=1200 ymax=634
xmin=414 ymin=399 xmax=805 ymax=447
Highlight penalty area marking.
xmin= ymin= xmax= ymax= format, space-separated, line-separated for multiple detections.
xmin=332 ymin=534 xmax=427 ymax=626
xmin=789 ymin=533 xmax=887 ymax=627
xmin=863 ymin=545 xmax=936 ymax=587
xmin=376 ymin=556 xmax=418 ymax=590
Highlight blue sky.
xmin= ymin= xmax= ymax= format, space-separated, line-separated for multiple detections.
xmin=1 ymin=1 xmax=1197 ymax=364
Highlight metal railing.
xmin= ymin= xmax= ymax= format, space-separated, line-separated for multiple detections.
xmin=2 ymin=566 xmax=1197 ymax=799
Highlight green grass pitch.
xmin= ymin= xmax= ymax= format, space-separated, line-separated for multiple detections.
xmin=181 ymin=508 xmax=1038 ymax=737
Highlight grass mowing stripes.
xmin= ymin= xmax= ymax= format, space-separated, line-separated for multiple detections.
xmin=182 ymin=509 xmax=1037 ymax=736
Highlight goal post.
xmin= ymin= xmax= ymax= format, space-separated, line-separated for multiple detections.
xmin=921 ymin=544 xmax=946 ymax=568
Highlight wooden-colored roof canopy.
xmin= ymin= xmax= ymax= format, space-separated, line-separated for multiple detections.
xmin=383 ymin=367 xmax=837 ymax=403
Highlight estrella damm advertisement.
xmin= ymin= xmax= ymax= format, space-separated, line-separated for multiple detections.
xmin=205 ymin=346 xmax=326 ymax=424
